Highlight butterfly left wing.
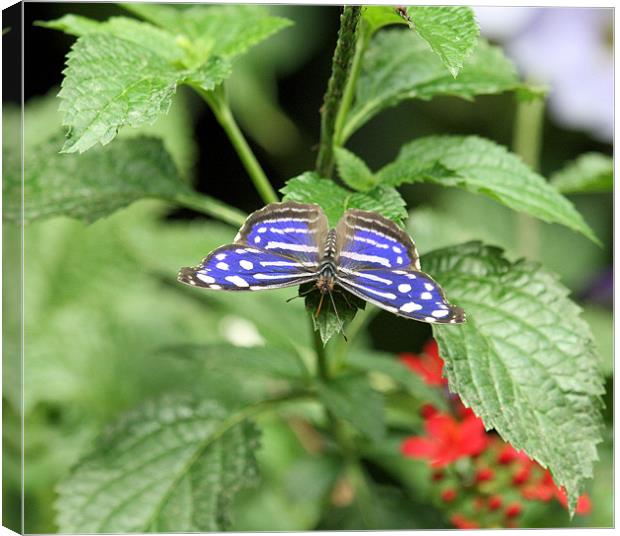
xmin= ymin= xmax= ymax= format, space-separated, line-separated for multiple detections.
xmin=178 ymin=244 xmax=320 ymax=290
xmin=178 ymin=202 xmax=328 ymax=291
xmin=335 ymin=267 xmax=465 ymax=323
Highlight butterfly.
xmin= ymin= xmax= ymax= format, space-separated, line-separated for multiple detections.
xmin=178 ymin=202 xmax=465 ymax=325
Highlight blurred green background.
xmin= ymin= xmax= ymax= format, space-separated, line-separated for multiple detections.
xmin=3 ymin=3 xmax=612 ymax=531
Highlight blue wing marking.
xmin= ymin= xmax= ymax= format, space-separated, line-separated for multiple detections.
xmin=178 ymin=245 xmax=318 ymax=291
xmin=335 ymin=209 xmax=420 ymax=270
xmin=235 ymin=202 xmax=327 ymax=265
xmin=335 ymin=268 xmax=465 ymax=323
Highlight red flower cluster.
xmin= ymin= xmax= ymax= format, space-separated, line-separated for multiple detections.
xmin=399 ymin=341 xmax=592 ymax=528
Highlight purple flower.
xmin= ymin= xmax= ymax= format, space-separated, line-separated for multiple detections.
xmin=475 ymin=8 xmax=613 ymax=142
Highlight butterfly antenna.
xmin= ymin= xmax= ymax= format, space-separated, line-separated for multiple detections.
xmin=315 ymin=292 xmax=326 ymax=318
xmin=287 ymin=286 xmax=317 ymax=303
xmin=328 ymin=291 xmax=348 ymax=342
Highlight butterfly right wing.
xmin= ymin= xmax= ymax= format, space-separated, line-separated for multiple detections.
xmin=178 ymin=202 xmax=328 ymax=291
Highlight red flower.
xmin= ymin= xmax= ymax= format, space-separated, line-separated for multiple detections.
xmin=521 ymin=470 xmax=556 ymax=501
xmin=399 ymin=340 xmax=447 ymax=386
xmin=450 ymin=514 xmax=480 ymax=529
xmin=441 ymin=488 xmax=457 ymax=502
xmin=488 ymin=495 xmax=503 ymax=511
xmin=475 ymin=467 xmax=495 ymax=483
xmin=505 ymin=502 xmax=523 ymax=518
xmin=401 ymin=412 xmax=488 ymax=467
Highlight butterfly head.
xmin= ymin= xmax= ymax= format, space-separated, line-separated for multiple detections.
xmin=316 ymin=271 xmax=336 ymax=295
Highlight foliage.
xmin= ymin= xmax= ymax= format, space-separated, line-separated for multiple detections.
xmin=425 ymin=242 xmax=604 ymax=510
xmin=6 ymin=4 xmax=611 ymax=532
xmin=551 ymin=153 xmax=613 ymax=194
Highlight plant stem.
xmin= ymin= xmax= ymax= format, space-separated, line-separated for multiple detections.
xmin=173 ymin=192 xmax=247 ymax=227
xmin=195 ymin=86 xmax=279 ymax=204
xmin=333 ymin=21 xmax=371 ymax=148
xmin=316 ymin=6 xmax=362 ymax=178
xmin=313 ymin=322 xmax=330 ymax=381
xmin=513 ymin=97 xmax=545 ymax=257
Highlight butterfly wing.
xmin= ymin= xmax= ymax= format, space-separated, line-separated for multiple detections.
xmin=334 ymin=209 xmax=421 ymax=272
xmin=335 ymin=267 xmax=465 ymax=323
xmin=235 ymin=201 xmax=328 ymax=265
xmin=334 ymin=209 xmax=464 ymax=323
xmin=178 ymin=202 xmax=328 ymax=291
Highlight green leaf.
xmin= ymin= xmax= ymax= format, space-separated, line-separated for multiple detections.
xmin=58 ymin=33 xmax=183 ymax=153
xmin=280 ymin=172 xmax=407 ymax=227
xmin=409 ymin=6 xmax=479 ymax=77
xmin=346 ymin=350 xmax=448 ymax=411
xmin=4 ymin=133 xmax=193 ymax=223
xmin=123 ymin=3 xmax=292 ymax=62
xmin=551 ymin=153 xmax=614 ymax=194
xmin=317 ymin=375 xmax=385 ymax=441
xmin=344 ymin=30 xmax=536 ymax=141
xmin=158 ymin=343 xmax=309 ymax=381
xmin=55 ymin=395 xmax=260 ymax=532
xmin=377 ymin=136 xmax=599 ymax=243
xmin=38 ymin=15 xmax=186 ymax=62
xmin=301 ymin=282 xmax=366 ymax=344
xmin=361 ymin=6 xmax=410 ymax=35
xmin=334 ymin=147 xmax=377 ymax=192
xmin=423 ymin=241 xmax=604 ymax=513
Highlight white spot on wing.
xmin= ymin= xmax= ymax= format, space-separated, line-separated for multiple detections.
xmin=258 ymin=227 xmax=267 ymax=233
xmin=424 ymin=283 xmax=434 ymax=291
xmin=196 ymin=273 xmax=216 ymax=284
xmin=254 ymin=236 xmax=261 ymax=244
xmin=265 ymin=242 xmax=318 ymax=253
xmin=239 ymin=260 xmax=254 ymax=270
xmin=225 ymin=275 xmax=249 ymax=287
xmin=432 ymin=309 xmax=449 ymax=318
xmin=338 ymin=268 xmax=392 ymax=285
xmin=398 ymin=283 xmax=412 ymax=293
xmin=396 ymin=256 xmax=403 ymax=264
xmin=340 ymin=251 xmax=391 ymax=267
xmin=400 ymin=302 xmax=422 ymax=312
xmin=216 ymin=262 xmax=229 ymax=270
xmin=420 ymin=292 xmax=432 ymax=300
xmin=392 ymin=246 xmax=402 ymax=253
xmin=215 ymin=253 xmax=227 ymax=260
xmin=253 ymin=273 xmax=303 ymax=280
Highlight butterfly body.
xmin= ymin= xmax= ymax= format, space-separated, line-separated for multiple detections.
xmin=178 ymin=202 xmax=465 ymax=324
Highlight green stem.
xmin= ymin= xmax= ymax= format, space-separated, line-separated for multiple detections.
xmin=195 ymin=86 xmax=279 ymax=204
xmin=512 ymin=97 xmax=546 ymax=257
xmin=333 ymin=21 xmax=371 ymax=148
xmin=173 ymin=192 xmax=247 ymax=227
xmin=316 ymin=6 xmax=362 ymax=178
xmin=313 ymin=321 xmax=330 ymax=381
